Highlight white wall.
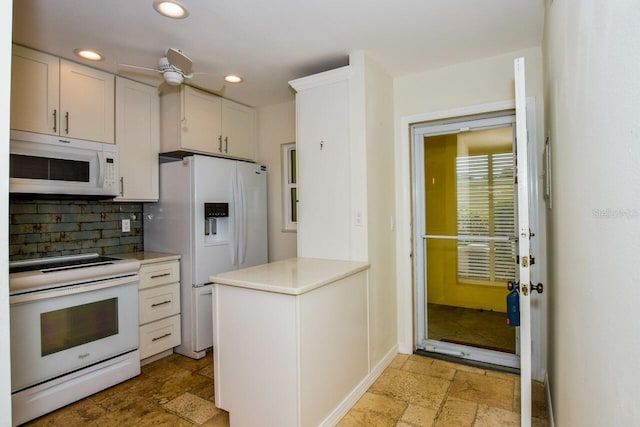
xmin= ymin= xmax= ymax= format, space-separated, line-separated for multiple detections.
xmin=353 ymin=52 xmax=398 ymax=366
xmin=1 ymin=2 xmax=12 ymax=424
xmin=544 ymin=1 xmax=640 ymax=425
xmin=257 ymin=101 xmax=297 ymax=262
xmin=291 ymin=52 xmax=398 ymax=368
xmin=393 ymin=47 xmax=548 ymax=380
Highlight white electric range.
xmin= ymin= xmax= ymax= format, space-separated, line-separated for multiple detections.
xmin=9 ymin=253 xmax=141 ymax=426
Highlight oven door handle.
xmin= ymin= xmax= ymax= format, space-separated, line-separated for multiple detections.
xmin=10 ymin=275 xmax=138 ymax=305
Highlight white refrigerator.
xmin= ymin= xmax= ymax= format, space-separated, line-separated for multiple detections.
xmin=144 ymin=155 xmax=268 ymax=359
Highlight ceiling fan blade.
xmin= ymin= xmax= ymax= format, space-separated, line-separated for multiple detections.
xmin=165 ymin=48 xmax=192 ymax=75
xmin=119 ymin=63 xmax=162 ymax=73
xmin=183 ymin=78 xmax=226 ymax=97
xmin=185 ymin=72 xmax=225 ymax=95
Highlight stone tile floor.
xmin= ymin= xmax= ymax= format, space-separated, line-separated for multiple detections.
xmin=339 ymin=354 xmax=548 ymax=426
xmin=24 ymin=352 xmax=228 ymax=427
xmin=24 ymin=352 xmax=547 ymax=426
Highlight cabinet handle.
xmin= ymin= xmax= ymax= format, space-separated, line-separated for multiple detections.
xmin=64 ymin=112 xmax=69 ymax=134
xmin=119 ymin=177 xmax=124 ymax=197
xmin=218 ymin=135 xmax=223 ymax=152
xmin=224 ymin=136 xmax=228 ymax=153
xmin=52 ymin=109 xmax=57 ymax=133
xmin=151 ymin=300 xmax=172 ymax=307
xmin=152 ymin=332 xmax=172 ymax=342
xmin=150 ymin=272 xmax=171 ymax=279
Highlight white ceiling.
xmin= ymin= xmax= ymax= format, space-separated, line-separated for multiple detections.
xmin=12 ymin=0 xmax=544 ymax=107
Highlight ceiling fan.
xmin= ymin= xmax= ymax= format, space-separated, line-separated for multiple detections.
xmin=119 ymin=48 xmax=223 ymax=93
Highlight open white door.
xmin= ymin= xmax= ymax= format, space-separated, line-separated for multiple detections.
xmin=514 ymin=56 xmax=532 ymax=427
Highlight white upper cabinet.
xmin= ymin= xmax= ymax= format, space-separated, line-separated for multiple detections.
xmin=289 ymin=67 xmax=353 ymax=260
xmin=221 ymin=99 xmax=256 ymax=161
xmin=115 ymin=77 xmax=160 ymax=201
xmin=160 ymin=85 xmax=256 ymax=161
xmin=59 ymin=60 xmax=115 ymax=143
xmin=10 ymin=45 xmax=59 ymax=135
xmin=10 ymin=45 xmax=115 ymax=144
xmin=181 ymin=85 xmax=223 ymax=153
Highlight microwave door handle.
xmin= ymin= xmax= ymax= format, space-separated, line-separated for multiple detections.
xmin=97 ymin=152 xmax=106 ymax=188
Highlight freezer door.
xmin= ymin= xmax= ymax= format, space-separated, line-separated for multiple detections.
xmin=192 ymin=155 xmax=237 ymax=284
xmin=194 ymin=284 xmax=213 ymax=352
xmin=236 ymin=162 xmax=268 ymax=269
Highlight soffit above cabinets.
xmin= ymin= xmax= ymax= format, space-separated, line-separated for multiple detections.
xmin=12 ymin=0 xmax=543 ymax=107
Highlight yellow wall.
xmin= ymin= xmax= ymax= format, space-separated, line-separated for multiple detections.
xmin=424 ymin=133 xmax=509 ymax=312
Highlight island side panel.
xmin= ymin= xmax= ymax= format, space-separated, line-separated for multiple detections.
xmin=213 ymin=284 xmax=299 ymax=426
xmin=299 ymin=270 xmax=369 ymax=426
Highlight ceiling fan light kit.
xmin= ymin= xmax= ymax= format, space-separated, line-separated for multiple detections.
xmin=153 ymin=1 xmax=189 ymax=19
xmin=163 ymin=70 xmax=184 ymax=86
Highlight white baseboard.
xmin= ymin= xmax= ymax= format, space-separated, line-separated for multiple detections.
xmin=320 ymin=344 xmax=399 ymax=427
xmin=545 ymin=372 xmax=555 ymax=427
xmin=140 ymin=349 xmax=174 ymax=366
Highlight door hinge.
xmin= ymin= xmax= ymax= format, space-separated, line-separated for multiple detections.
xmin=521 ymin=283 xmax=529 ymax=296
xmin=521 ymin=256 xmax=529 ymax=267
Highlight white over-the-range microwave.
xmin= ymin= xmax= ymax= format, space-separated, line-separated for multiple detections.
xmin=9 ymin=130 xmax=120 ymax=198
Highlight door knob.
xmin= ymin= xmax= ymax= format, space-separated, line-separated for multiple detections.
xmin=508 ymin=281 xmax=543 ymax=293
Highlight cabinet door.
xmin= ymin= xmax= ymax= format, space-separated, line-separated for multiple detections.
xmin=60 ymin=60 xmax=114 ymax=143
xmin=296 ymin=79 xmax=351 ymax=259
xmin=181 ymin=85 xmax=222 ymax=154
xmin=221 ymin=99 xmax=256 ymax=161
xmin=10 ymin=45 xmax=59 ymax=135
xmin=139 ymin=314 xmax=181 ymax=359
xmin=115 ymin=77 xmax=160 ymax=201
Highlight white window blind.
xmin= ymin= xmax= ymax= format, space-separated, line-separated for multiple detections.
xmin=456 ymin=152 xmax=515 ymax=282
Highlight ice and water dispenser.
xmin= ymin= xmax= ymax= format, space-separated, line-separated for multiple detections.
xmin=204 ymin=202 xmax=229 ymax=244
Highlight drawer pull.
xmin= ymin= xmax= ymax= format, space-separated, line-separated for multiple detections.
xmin=152 ymin=332 xmax=172 ymax=342
xmin=150 ymin=272 xmax=171 ymax=279
xmin=151 ymin=300 xmax=172 ymax=307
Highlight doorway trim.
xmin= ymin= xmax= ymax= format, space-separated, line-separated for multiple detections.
xmin=411 ymin=111 xmax=520 ymax=368
xmin=396 ymin=99 xmax=544 ymax=376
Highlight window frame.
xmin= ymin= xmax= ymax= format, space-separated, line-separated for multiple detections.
xmin=281 ymin=142 xmax=297 ymax=232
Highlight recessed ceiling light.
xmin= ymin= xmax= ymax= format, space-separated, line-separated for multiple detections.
xmin=224 ymin=75 xmax=244 ymax=84
xmin=74 ymin=49 xmax=103 ymax=61
xmin=153 ymin=1 xmax=189 ymax=19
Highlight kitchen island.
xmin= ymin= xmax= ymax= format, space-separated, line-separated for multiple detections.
xmin=210 ymin=257 xmax=370 ymax=427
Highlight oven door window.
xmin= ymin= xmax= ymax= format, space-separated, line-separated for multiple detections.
xmin=40 ymin=297 xmax=118 ymax=356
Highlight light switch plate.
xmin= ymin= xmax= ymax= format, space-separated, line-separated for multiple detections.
xmin=121 ymin=219 xmax=131 ymax=232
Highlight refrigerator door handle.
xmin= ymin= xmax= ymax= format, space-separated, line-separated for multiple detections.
xmin=230 ymin=174 xmax=238 ymax=267
xmin=238 ymin=174 xmax=248 ymax=265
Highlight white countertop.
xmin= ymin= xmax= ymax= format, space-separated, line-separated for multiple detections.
xmin=210 ymin=257 xmax=369 ymax=295
xmin=116 ymin=251 xmax=180 ymax=264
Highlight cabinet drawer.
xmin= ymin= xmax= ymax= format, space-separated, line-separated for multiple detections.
xmin=139 ymin=314 xmax=181 ymax=359
xmin=139 ymin=282 xmax=180 ymax=324
xmin=139 ymin=260 xmax=179 ymax=290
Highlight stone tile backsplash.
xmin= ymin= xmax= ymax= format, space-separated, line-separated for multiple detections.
xmin=10 ymin=199 xmax=143 ymax=260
